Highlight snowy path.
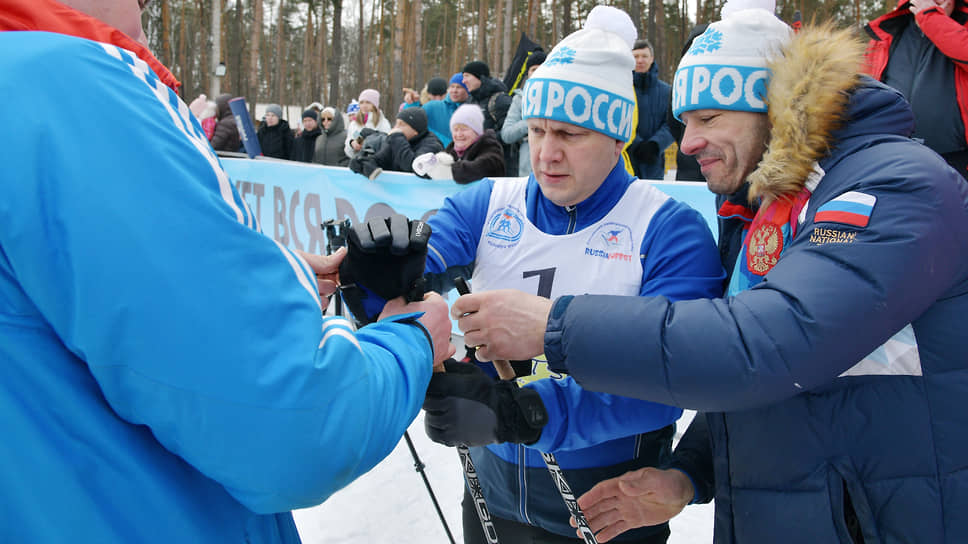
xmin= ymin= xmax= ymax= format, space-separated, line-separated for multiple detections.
xmin=294 ymin=411 xmax=714 ymax=543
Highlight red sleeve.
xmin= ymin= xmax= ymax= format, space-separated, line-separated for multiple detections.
xmin=916 ymin=8 xmax=968 ymax=66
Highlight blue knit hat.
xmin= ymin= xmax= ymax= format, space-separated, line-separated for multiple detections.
xmin=523 ymin=6 xmax=638 ymax=142
xmin=449 ymin=73 xmax=469 ymax=93
xmin=672 ymin=0 xmax=792 ymax=120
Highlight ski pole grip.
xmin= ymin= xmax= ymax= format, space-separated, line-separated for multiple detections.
xmin=454 ymin=277 xmax=515 ymax=381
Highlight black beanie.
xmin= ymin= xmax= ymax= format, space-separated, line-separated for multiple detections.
xmin=462 ymin=60 xmax=490 ymax=80
xmin=525 ymin=50 xmax=547 ymax=70
xmin=302 ymin=109 xmax=318 ymax=121
xmin=427 ymin=77 xmax=448 ymax=96
xmin=397 ymin=107 xmax=428 ymax=135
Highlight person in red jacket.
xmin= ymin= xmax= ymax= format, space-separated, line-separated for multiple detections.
xmin=865 ymin=0 xmax=968 ymax=180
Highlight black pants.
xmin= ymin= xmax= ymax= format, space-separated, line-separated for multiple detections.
xmin=461 ymin=488 xmax=669 ymax=544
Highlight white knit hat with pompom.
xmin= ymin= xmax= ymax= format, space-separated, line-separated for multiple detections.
xmin=672 ymin=0 xmax=792 ymax=119
xmin=522 ymin=5 xmax=637 ymax=142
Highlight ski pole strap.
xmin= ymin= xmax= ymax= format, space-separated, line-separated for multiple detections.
xmin=541 ymin=452 xmax=599 ymax=544
xmin=458 ymin=445 xmax=500 ymax=544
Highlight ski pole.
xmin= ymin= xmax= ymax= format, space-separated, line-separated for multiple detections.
xmin=403 ymin=432 xmax=457 ymax=544
xmin=453 ymin=278 xmax=501 ymax=544
xmin=320 ymin=219 xmax=457 ymax=543
xmin=454 ymin=277 xmax=599 ymax=544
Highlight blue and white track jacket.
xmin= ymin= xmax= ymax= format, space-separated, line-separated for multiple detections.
xmin=0 ymin=31 xmax=433 ymax=543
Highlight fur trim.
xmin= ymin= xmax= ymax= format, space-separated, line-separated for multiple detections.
xmin=748 ymin=22 xmax=867 ymax=204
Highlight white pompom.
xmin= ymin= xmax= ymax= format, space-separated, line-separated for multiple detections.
xmin=584 ymin=5 xmax=637 ymax=49
xmin=721 ymin=0 xmax=776 ymax=18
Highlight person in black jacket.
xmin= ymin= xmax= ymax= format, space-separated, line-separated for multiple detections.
xmin=290 ymin=109 xmax=321 ymax=163
xmin=257 ymin=104 xmax=293 ymax=160
xmin=312 ymin=107 xmax=350 ymax=167
xmin=210 ymin=93 xmax=240 ymax=153
xmin=351 ymin=107 xmax=442 ymax=180
xmin=461 ymin=60 xmax=512 ymax=131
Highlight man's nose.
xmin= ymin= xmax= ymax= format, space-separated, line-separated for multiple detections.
xmin=679 ymin=126 xmax=706 ymax=156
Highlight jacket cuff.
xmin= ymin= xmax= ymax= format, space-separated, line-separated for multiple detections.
xmin=543 ymin=295 xmax=574 ymax=374
xmin=665 ymin=467 xmax=699 ymax=505
xmin=380 ymin=312 xmax=433 ymax=359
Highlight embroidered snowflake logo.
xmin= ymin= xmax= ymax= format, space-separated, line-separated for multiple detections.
xmin=545 ymin=46 xmax=577 ymax=67
xmin=688 ymin=29 xmax=723 ymax=56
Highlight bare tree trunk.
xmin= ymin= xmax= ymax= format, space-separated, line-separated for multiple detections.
xmin=449 ymin=3 xmax=458 ymax=72
xmin=211 ymin=0 xmax=222 ymax=98
xmin=177 ymin=0 xmax=187 ymax=93
xmin=392 ymin=1 xmax=406 ymax=112
xmin=328 ymin=0 xmax=343 ymax=108
xmin=273 ymin=0 xmax=285 ymax=104
xmin=159 ymin=0 xmax=171 ymax=66
xmin=494 ymin=0 xmax=503 ymax=71
xmin=655 ymin=0 xmax=666 ymax=78
xmin=249 ymin=0 xmax=263 ymax=117
xmin=414 ymin=0 xmax=424 ymax=88
xmin=562 ymin=0 xmax=572 ymax=41
xmin=477 ymin=0 xmax=487 ymax=62
xmin=502 ymin=0 xmax=512 ymax=69
xmin=301 ymin=0 xmax=315 ymax=105
xmin=358 ymin=0 xmax=365 ymax=92
xmin=317 ymin=1 xmax=327 ymax=104
xmin=629 ymin=0 xmax=642 ymax=35
xmin=552 ymin=0 xmax=562 ymax=45
xmin=403 ymin=1 xmax=413 ymax=87
xmin=527 ymin=0 xmax=539 ymax=39
xmin=233 ymin=0 xmax=245 ymax=98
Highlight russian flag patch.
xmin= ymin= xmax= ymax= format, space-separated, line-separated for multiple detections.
xmin=814 ymin=191 xmax=876 ymax=228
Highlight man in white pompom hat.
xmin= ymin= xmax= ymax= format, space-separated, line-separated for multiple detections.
xmin=447 ymin=0 xmax=968 ymax=542
xmin=418 ymin=4 xmax=725 ymax=543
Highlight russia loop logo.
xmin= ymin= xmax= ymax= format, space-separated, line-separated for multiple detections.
xmin=486 ymin=206 xmax=525 ymax=243
xmin=584 ymin=222 xmax=634 ymax=262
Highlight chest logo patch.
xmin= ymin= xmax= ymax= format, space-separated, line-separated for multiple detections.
xmin=747 ymin=222 xmax=782 ymax=275
xmin=584 ymin=222 xmax=634 ymax=262
xmin=485 ymin=205 xmax=525 ymax=247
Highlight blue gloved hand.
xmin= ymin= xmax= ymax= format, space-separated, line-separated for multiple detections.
xmin=338 ymin=214 xmax=431 ymax=324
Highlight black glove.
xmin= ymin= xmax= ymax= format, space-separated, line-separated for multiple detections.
xmin=338 ymin=214 xmax=431 ymax=324
xmin=635 ymin=140 xmax=659 ymax=164
xmin=423 ymin=360 xmax=548 ymax=447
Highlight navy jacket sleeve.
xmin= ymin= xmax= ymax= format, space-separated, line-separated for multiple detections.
xmin=545 ymin=141 xmax=968 ymax=412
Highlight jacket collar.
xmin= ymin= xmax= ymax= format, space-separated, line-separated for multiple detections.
xmin=527 ymin=159 xmax=634 ymax=233
xmin=748 ymin=23 xmax=867 ymax=204
xmin=0 ymin=0 xmax=180 ymax=91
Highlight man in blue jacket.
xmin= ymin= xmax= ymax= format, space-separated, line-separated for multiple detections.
xmin=418 ymin=6 xmax=724 ymax=543
xmin=450 ymin=3 xmax=968 ymax=543
xmin=0 ymin=1 xmax=454 ymax=542
xmin=628 ymin=38 xmax=674 ymax=181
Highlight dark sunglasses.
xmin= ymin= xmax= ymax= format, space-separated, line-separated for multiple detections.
xmin=321 ymin=117 xmax=334 ymax=121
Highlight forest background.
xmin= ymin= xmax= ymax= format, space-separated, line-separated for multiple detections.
xmin=142 ymin=0 xmax=896 ymax=118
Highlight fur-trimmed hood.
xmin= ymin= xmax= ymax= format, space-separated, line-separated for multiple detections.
xmin=749 ymin=23 xmax=868 ymax=203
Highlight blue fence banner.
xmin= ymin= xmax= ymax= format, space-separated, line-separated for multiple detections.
xmin=220 ymin=158 xmax=718 ymax=253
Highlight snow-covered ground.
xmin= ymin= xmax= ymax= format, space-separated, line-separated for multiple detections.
xmin=294 ymin=411 xmax=714 ymax=543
